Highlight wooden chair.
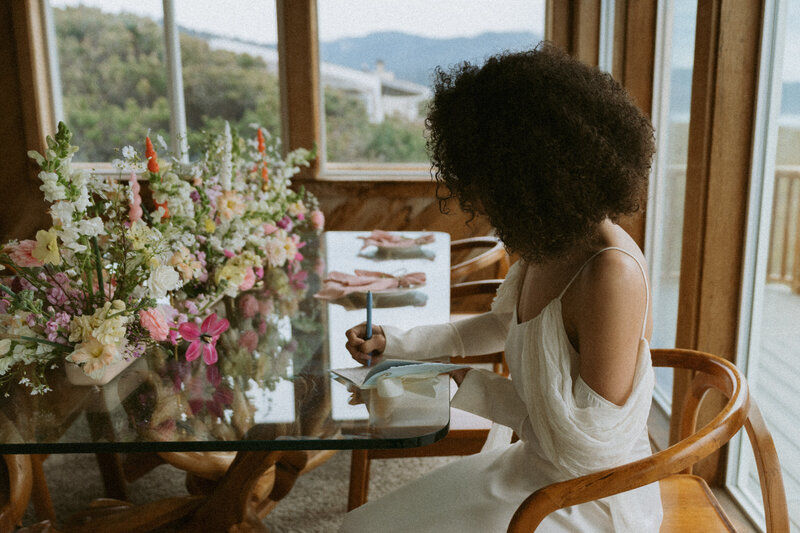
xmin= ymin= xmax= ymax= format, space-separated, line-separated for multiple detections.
xmin=450 ymin=236 xmax=509 ymax=285
xmin=508 ymin=348 xmax=789 ymax=532
xmin=348 ymin=280 xmax=507 ymax=510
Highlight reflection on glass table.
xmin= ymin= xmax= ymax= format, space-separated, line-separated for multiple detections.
xmin=0 ymin=233 xmax=452 ymax=454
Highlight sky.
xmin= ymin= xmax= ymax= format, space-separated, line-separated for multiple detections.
xmin=51 ymin=0 xmax=800 ymax=80
xmin=50 ymin=0 xmax=546 ymax=42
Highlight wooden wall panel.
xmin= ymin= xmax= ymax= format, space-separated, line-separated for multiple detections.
xmin=611 ymin=1 xmax=657 ymax=249
xmin=546 ymin=0 xmax=601 ymax=66
xmin=0 ymin=1 xmax=50 ymax=241
xmin=299 ymin=179 xmax=493 ymax=239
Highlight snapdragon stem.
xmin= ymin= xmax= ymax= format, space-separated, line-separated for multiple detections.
xmin=91 ymin=236 xmax=105 ymax=301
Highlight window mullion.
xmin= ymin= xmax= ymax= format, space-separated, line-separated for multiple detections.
xmin=162 ymin=0 xmax=188 ymax=162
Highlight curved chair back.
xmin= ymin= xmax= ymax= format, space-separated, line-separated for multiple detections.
xmin=450 ymin=236 xmax=509 ymax=284
xmin=508 ymin=348 xmax=766 ymax=532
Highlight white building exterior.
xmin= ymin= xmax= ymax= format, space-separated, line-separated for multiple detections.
xmin=208 ymin=38 xmax=431 ymax=123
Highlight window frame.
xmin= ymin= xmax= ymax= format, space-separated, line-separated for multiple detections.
xmin=726 ymin=0 xmax=788 ymax=527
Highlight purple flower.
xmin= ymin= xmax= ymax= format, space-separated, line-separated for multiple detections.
xmin=277 ymin=215 xmax=293 ymax=232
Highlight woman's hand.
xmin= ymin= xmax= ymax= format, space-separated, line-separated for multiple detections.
xmin=449 ymin=367 xmax=471 ymax=387
xmin=345 ymin=322 xmax=386 ymax=366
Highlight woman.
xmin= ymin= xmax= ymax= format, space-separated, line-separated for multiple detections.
xmin=341 ymin=43 xmax=662 ymax=532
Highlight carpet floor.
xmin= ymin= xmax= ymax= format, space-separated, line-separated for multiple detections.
xmin=21 ymin=451 xmax=457 ymax=532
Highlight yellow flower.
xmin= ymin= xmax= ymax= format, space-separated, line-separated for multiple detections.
xmin=204 ymin=217 xmax=217 ymax=233
xmin=32 ymin=229 xmax=61 ymax=265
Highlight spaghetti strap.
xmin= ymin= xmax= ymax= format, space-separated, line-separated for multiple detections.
xmin=557 ymin=246 xmax=649 ymax=339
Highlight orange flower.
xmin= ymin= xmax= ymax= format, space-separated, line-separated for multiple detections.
xmin=145 ymin=136 xmax=160 ymax=174
xmin=257 ymin=128 xmax=266 ymax=154
xmin=155 ymin=199 xmax=170 ymax=219
xmin=257 ymin=129 xmax=269 ymax=189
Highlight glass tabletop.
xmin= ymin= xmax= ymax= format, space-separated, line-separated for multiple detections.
xmin=0 ymin=231 xmax=452 ymax=454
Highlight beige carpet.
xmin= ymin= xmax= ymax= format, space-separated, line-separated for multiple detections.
xmin=22 ymin=451 xmax=457 ymax=532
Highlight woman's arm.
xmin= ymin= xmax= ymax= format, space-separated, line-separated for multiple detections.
xmin=345 ymin=310 xmax=512 ymax=364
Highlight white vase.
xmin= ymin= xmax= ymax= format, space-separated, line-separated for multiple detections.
xmin=65 ymin=357 xmax=136 ymax=386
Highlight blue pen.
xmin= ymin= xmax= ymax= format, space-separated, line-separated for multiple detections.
xmin=365 ymin=291 xmax=373 ymax=367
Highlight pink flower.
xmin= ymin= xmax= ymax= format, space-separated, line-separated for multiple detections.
xmin=258 ymin=297 xmax=274 ymax=317
xmin=310 ymin=209 xmax=325 ymax=230
xmin=139 ymin=308 xmax=170 ymax=342
xmin=238 ymin=267 xmax=255 ymax=291
xmin=239 ymin=293 xmax=259 ymax=318
xmin=238 ymin=330 xmax=259 ymax=351
xmin=8 ymin=240 xmax=43 ymax=267
xmin=263 ymin=223 xmax=278 ymax=235
xmin=178 ymin=313 xmax=230 ymax=365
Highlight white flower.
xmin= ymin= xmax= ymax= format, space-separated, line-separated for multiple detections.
xmin=50 ymin=201 xmax=75 ymax=226
xmin=39 ymin=171 xmax=66 ymax=202
xmin=58 ymin=226 xmax=87 ymax=253
xmin=0 ymin=339 xmax=11 ymax=356
xmin=78 ymin=217 xmax=104 ymax=237
xmin=148 ymin=265 xmax=182 ymax=299
xmin=122 ymin=145 xmax=136 ymax=159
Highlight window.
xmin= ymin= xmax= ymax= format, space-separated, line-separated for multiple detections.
xmin=316 ymin=0 xmax=545 ymax=174
xmin=48 ymin=0 xmax=280 ymax=163
xmin=645 ymin=0 xmax=697 ymax=415
xmin=729 ymin=0 xmax=800 ymax=528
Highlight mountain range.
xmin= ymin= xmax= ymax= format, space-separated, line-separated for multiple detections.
xmin=319 ymin=31 xmax=542 ymax=86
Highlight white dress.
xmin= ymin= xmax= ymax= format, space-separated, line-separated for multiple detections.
xmin=340 ymin=248 xmax=663 ymax=532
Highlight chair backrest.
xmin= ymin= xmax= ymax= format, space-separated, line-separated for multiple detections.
xmin=450 ymin=236 xmax=509 ymax=284
xmin=507 ymin=348 xmax=786 ymax=532
xmin=449 ymin=280 xmax=507 ymax=374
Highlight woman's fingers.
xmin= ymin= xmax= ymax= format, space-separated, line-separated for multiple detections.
xmin=345 ymin=323 xmax=386 ymax=364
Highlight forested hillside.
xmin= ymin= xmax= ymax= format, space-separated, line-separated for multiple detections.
xmin=55 ymin=6 xmax=426 ymax=163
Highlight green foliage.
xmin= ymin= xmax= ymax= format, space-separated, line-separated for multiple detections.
xmin=54 ymin=5 xmax=428 ymax=164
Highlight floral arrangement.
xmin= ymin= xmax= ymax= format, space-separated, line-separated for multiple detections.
xmin=0 ymin=122 xmax=323 ymax=395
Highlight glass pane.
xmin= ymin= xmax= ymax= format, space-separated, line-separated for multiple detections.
xmin=317 ymin=0 xmax=545 ymax=165
xmin=51 ymin=1 xmax=171 ymax=162
xmin=649 ymin=0 xmax=697 ymax=409
xmin=174 ymin=1 xmax=280 ymax=158
xmin=738 ymin=0 xmax=800 ymax=527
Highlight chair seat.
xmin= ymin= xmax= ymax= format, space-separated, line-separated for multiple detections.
xmin=660 ymin=474 xmax=736 ymax=532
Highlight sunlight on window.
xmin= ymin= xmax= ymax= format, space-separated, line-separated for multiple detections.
xmin=649 ymin=0 xmax=697 ymax=411
xmin=741 ymin=0 xmax=800 ymax=526
xmin=316 ymin=0 xmax=545 ymax=167
xmin=50 ymin=0 xmax=279 ymax=162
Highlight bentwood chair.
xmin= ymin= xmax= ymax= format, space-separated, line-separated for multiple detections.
xmin=508 ymin=348 xmax=789 ymax=533
xmin=348 ymin=280 xmax=507 ymax=510
xmin=450 ymin=236 xmax=509 ymax=285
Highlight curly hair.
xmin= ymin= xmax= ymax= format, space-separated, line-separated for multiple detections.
xmin=425 ymin=42 xmax=655 ymax=263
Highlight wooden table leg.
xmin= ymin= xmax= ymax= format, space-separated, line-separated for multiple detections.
xmin=0 ymin=454 xmax=33 ymax=533
xmin=30 ymin=455 xmax=55 ymax=523
xmin=348 ymin=449 xmax=370 ymax=511
xmin=180 ymin=450 xmax=283 ymax=532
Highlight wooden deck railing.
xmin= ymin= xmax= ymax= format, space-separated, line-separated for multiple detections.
xmin=767 ymin=165 xmax=800 ymax=292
